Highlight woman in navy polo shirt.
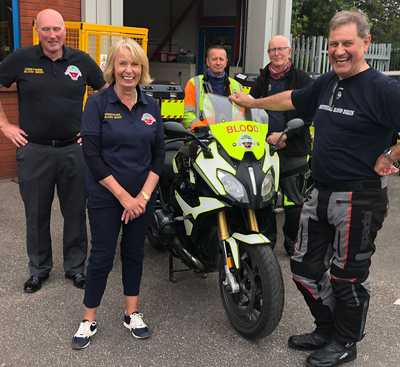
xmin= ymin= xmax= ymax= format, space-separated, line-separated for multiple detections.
xmin=71 ymin=38 xmax=165 ymax=349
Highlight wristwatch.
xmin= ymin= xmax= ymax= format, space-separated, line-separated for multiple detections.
xmin=141 ymin=190 xmax=150 ymax=202
xmin=383 ymin=147 xmax=396 ymax=164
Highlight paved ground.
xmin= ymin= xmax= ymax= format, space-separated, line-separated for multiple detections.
xmin=0 ymin=177 xmax=399 ymax=367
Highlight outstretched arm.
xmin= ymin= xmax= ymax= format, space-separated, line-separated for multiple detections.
xmin=229 ymin=90 xmax=295 ymax=111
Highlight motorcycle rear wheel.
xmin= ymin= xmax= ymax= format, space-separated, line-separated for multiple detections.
xmin=219 ymin=245 xmax=284 ymax=339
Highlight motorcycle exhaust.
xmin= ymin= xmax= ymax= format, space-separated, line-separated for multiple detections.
xmin=170 ymin=237 xmax=205 ymax=272
xmin=153 ymin=209 xmax=205 ymax=271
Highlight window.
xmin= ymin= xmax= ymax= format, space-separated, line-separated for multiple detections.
xmin=0 ymin=0 xmax=13 ymax=61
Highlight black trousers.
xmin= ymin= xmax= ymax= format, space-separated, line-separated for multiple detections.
xmin=84 ymin=205 xmax=150 ymax=308
xmin=291 ymin=186 xmax=388 ymax=343
xmin=16 ymin=143 xmax=87 ymax=277
xmin=280 ymin=167 xmax=308 ymax=242
xmin=265 ymin=156 xmax=308 ymax=247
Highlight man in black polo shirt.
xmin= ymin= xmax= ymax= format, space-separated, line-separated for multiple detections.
xmin=0 ymin=9 xmax=105 ymax=293
xmin=231 ymin=10 xmax=400 ymax=367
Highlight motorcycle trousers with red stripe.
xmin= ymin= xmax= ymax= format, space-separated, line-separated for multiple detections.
xmin=290 ymin=186 xmax=388 ymax=343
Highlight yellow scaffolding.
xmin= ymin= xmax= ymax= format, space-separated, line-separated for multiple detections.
xmin=33 ymin=22 xmax=184 ymax=120
xmin=33 ymin=22 xmax=148 ymax=103
xmin=33 ymin=21 xmax=148 ymax=62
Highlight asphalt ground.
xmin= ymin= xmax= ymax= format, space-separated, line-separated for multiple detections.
xmin=0 ymin=177 xmax=399 ymax=367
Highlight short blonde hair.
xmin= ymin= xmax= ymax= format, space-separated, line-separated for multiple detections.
xmin=103 ymin=38 xmax=152 ymax=85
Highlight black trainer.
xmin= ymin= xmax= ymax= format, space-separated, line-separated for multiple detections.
xmin=306 ymin=340 xmax=357 ymax=367
xmin=71 ymin=320 xmax=97 ymax=350
xmin=288 ymin=330 xmax=330 ymax=351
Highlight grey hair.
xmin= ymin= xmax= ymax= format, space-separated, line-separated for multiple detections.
xmin=329 ymin=10 xmax=370 ymax=38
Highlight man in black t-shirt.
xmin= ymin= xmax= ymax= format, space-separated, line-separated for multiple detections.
xmin=0 ymin=9 xmax=105 ymax=293
xmin=231 ymin=10 xmax=400 ymax=367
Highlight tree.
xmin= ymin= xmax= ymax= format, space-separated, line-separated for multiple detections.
xmin=291 ymin=0 xmax=354 ymax=37
xmin=291 ymin=0 xmax=400 ymax=42
xmin=354 ymin=0 xmax=400 ymax=42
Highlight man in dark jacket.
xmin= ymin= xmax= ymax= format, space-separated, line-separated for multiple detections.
xmin=250 ymin=35 xmax=312 ymax=256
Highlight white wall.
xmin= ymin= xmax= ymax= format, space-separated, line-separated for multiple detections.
xmin=245 ymin=0 xmax=292 ymax=73
xmin=81 ymin=0 xmax=123 ymax=25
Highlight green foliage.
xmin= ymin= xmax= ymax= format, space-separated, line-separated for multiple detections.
xmin=291 ymin=0 xmax=353 ymax=37
xmin=291 ymin=0 xmax=400 ymax=44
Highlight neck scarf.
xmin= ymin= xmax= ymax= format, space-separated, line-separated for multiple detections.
xmin=268 ymin=60 xmax=292 ymax=80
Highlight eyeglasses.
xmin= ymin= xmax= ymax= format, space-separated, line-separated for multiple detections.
xmin=268 ymin=47 xmax=290 ymax=53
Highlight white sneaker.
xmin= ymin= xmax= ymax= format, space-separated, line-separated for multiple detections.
xmin=123 ymin=312 xmax=151 ymax=339
xmin=71 ymin=320 xmax=97 ymax=350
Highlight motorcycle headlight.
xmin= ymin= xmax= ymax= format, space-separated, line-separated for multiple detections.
xmin=261 ymin=171 xmax=274 ymax=201
xmin=217 ymin=170 xmax=249 ymax=203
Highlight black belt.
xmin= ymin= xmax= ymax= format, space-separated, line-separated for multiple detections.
xmin=314 ymin=179 xmax=383 ymax=192
xmin=29 ymin=137 xmax=77 ymax=147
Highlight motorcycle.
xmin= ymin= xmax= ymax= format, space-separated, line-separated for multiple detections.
xmin=148 ymin=94 xmax=302 ymax=339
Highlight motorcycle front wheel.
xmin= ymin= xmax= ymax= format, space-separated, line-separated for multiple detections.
xmin=219 ymin=245 xmax=284 ymax=339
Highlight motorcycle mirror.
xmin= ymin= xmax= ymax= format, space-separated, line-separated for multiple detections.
xmin=163 ymin=121 xmax=213 ymax=158
xmin=286 ymin=118 xmax=304 ymax=131
xmin=270 ymin=118 xmax=305 ymax=156
xmin=163 ymin=121 xmax=190 ymax=137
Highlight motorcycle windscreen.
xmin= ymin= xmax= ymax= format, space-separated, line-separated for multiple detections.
xmin=203 ymin=94 xmax=269 ymax=161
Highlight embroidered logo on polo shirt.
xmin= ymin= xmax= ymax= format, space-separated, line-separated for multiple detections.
xmin=64 ymin=65 xmax=82 ymax=81
xmin=104 ymin=112 xmax=123 ymax=120
xmin=24 ymin=67 xmax=44 ymax=74
xmin=141 ymin=113 xmax=156 ymax=126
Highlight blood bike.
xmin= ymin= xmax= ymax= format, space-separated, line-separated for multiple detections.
xmin=148 ymin=94 xmax=302 ymax=339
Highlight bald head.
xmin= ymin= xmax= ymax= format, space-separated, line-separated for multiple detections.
xmin=267 ymin=35 xmax=291 ymax=70
xmin=36 ymin=9 xmax=65 ymax=29
xmin=35 ymin=9 xmax=66 ymax=60
xmin=268 ymin=35 xmax=290 ymax=50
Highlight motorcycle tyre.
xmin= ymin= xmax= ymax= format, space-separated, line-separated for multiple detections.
xmin=219 ymin=245 xmax=284 ymax=339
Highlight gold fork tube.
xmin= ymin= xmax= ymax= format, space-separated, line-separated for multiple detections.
xmin=217 ymin=210 xmax=230 ymax=241
xmin=247 ymin=209 xmax=259 ymax=232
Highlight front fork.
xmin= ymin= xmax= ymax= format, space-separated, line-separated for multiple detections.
xmin=217 ymin=208 xmax=260 ymax=293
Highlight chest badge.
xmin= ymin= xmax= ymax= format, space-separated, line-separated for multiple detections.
xmin=65 ymin=65 xmax=82 ymax=81
xmin=336 ymin=87 xmax=344 ymax=100
xmin=141 ymin=113 xmax=156 ymax=126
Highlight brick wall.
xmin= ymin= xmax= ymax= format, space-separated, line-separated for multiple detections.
xmin=0 ymin=0 xmax=81 ymax=178
xmin=20 ymin=0 xmax=81 ymax=47
xmin=0 ymin=86 xmax=18 ymax=178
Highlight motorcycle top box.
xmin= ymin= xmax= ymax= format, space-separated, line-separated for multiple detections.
xmin=148 ymin=94 xmax=286 ymax=339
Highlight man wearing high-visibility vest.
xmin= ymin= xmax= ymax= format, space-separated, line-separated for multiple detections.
xmin=183 ymin=45 xmax=242 ymax=129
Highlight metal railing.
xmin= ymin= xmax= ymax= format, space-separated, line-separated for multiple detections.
xmin=291 ymin=35 xmax=392 ymax=73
